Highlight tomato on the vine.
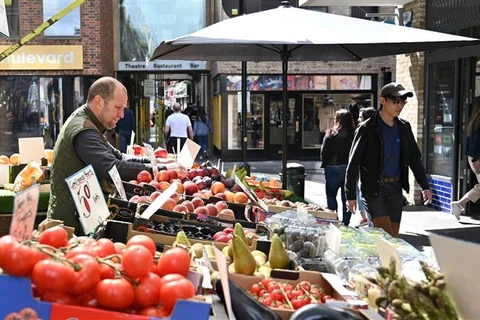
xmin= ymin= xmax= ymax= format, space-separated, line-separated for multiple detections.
xmin=121 ymin=244 xmax=153 ymax=278
xmin=98 ymin=261 xmax=117 ymax=279
xmin=126 ymin=234 xmax=156 ymax=256
xmin=249 ymin=283 xmax=263 ymax=296
xmin=0 ymin=240 xmax=38 ymax=277
xmin=156 ymin=247 xmax=191 ymax=277
xmin=31 ymin=259 xmax=74 ymax=293
xmin=292 ymin=297 xmax=309 ymax=310
xmin=68 ymin=254 xmax=101 ymax=296
xmin=65 ymin=245 xmax=98 ymax=259
xmin=158 ymin=273 xmax=186 ymax=291
xmin=38 ymin=226 xmax=69 ymax=248
xmin=269 ymin=289 xmax=285 ymax=302
xmin=133 ymin=272 xmax=162 ymax=309
xmin=96 ymin=278 xmax=135 ymax=310
xmin=94 ymin=238 xmax=116 ymax=258
xmin=159 ymin=278 xmax=196 ymax=311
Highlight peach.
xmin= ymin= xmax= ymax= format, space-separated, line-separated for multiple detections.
xmin=171 ymin=181 xmax=184 ymax=194
xmin=175 ymin=169 xmax=187 ymax=180
xmin=192 ymin=192 xmax=204 ymax=198
xmin=150 ymin=191 xmax=162 ymax=202
xmin=215 ymin=201 xmax=229 ymax=212
xmin=156 ymin=170 xmax=171 ymax=182
xmin=168 ymin=169 xmax=178 ymax=181
xmin=214 ymin=192 xmax=226 ymax=201
xmin=202 ymin=190 xmax=213 ymax=199
xmin=206 ymin=203 xmax=218 ymax=217
xmin=182 ymin=200 xmax=195 ymax=212
xmin=137 ymin=196 xmax=152 ymax=204
xmin=224 ymin=190 xmax=235 ymax=202
xmin=149 ymin=181 xmax=162 ymax=190
xmin=218 ymin=208 xmax=235 ymax=218
xmin=173 ymin=204 xmax=188 ymax=213
xmin=158 ymin=181 xmax=171 ymax=191
xmin=161 ymin=198 xmax=176 ymax=211
xmin=211 ymin=181 xmax=226 ymax=195
xmin=194 ymin=206 xmax=209 ymax=216
xmin=234 ymin=192 xmax=249 ymax=204
xmin=191 ymin=197 xmax=205 ymax=209
xmin=183 ymin=181 xmax=199 ymax=195
xmin=171 ymin=192 xmax=180 ymax=204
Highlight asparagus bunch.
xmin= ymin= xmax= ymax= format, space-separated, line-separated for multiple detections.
xmin=371 ymin=259 xmax=458 ymax=320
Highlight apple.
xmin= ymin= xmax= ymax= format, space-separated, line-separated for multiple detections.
xmin=210 ymin=167 xmax=219 ymax=175
xmin=206 ymin=203 xmax=218 ymax=217
xmin=154 ymin=147 xmax=168 ymax=158
xmin=183 ymin=181 xmax=199 ymax=196
xmin=150 ymin=191 xmax=162 ymax=202
xmin=137 ymin=170 xmax=152 ymax=183
xmin=213 ymin=231 xmax=229 ymax=243
xmin=219 ymin=208 xmax=235 ymax=217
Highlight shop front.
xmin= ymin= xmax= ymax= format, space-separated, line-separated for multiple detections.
xmin=212 ymin=73 xmax=377 ymax=161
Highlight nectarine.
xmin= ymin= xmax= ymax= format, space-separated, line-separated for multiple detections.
xmin=183 ymin=181 xmax=199 ymax=195
xmin=211 ymin=181 xmax=226 ymax=195
xmin=191 ymin=197 xmax=205 ymax=209
xmin=234 ymin=192 xmax=249 ymax=204
xmin=206 ymin=203 xmax=218 ymax=217
xmin=182 ymin=200 xmax=195 ymax=212
xmin=156 ymin=170 xmax=171 ymax=182
xmin=173 ymin=204 xmax=188 ymax=213
xmin=158 ymin=181 xmax=171 ymax=191
xmin=161 ymin=198 xmax=176 ymax=211
xmin=215 ymin=201 xmax=229 ymax=212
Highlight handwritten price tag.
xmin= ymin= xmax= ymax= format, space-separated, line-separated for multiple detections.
xmin=108 ymin=165 xmax=127 ymax=200
xmin=10 ymin=184 xmax=40 ymax=240
xmin=66 ymin=165 xmax=110 ymax=234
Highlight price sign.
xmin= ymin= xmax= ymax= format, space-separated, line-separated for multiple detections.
xmin=108 ymin=165 xmax=127 ymax=201
xmin=143 ymin=143 xmax=158 ymax=177
xmin=9 ymin=184 xmax=40 ymax=240
xmin=66 ymin=165 xmax=110 ymax=234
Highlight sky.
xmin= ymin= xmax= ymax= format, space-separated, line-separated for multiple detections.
xmin=43 ymin=0 xmax=80 ymax=36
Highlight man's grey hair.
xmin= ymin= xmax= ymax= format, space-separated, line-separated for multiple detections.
xmin=173 ymin=103 xmax=182 ymax=112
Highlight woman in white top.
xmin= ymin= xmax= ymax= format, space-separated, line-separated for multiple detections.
xmin=164 ymin=103 xmax=193 ymax=153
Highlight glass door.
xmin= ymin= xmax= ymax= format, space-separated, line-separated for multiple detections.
xmin=266 ymin=94 xmax=301 ymax=159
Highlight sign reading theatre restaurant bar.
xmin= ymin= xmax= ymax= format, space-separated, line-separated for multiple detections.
xmin=0 ymin=45 xmax=83 ymax=70
xmin=118 ymin=60 xmax=206 ymax=71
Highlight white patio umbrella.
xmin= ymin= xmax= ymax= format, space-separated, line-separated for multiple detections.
xmin=150 ymin=0 xmax=479 ymax=183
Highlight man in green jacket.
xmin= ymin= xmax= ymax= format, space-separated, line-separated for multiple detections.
xmin=48 ymin=77 xmax=163 ymax=233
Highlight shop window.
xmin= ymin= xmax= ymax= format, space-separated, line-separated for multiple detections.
xmin=42 ymin=0 xmax=81 ymax=37
xmin=5 ymin=0 xmax=19 ymax=38
xmin=227 ymin=93 xmax=264 ymax=150
xmin=427 ymin=61 xmax=455 ymax=177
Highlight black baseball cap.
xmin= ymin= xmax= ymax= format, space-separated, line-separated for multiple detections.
xmin=380 ymin=82 xmax=413 ymax=98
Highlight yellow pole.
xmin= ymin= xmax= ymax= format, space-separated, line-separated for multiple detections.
xmin=0 ymin=0 xmax=85 ymax=61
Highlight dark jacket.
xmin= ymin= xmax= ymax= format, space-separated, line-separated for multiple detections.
xmin=466 ymin=127 xmax=480 ymax=161
xmin=321 ymin=128 xmax=354 ymax=168
xmin=345 ymin=112 xmax=430 ymax=200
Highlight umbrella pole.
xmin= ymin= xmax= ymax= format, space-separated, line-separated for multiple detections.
xmin=281 ymin=45 xmax=290 ymax=185
xmin=242 ymin=61 xmax=248 ymax=167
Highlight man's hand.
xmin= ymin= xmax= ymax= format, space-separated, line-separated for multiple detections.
xmin=347 ymin=200 xmax=357 ymax=213
xmin=422 ymin=189 xmax=433 ymax=205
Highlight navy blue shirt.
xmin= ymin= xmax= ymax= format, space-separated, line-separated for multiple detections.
xmin=378 ymin=117 xmax=401 ymax=177
xmin=116 ymin=108 xmax=135 ymax=132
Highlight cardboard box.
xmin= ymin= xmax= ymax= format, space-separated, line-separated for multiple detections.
xmin=122 ymin=181 xmax=156 ymax=197
xmin=229 ymin=270 xmax=367 ymax=320
xmin=0 ymin=274 xmax=211 ymax=320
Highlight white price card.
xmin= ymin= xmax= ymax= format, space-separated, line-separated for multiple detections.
xmin=66 ymin=165 xmax=110 ymax=234
xmin=143 ymin=143 xmax=158 ymax=178
xmin=140 ymin=183 xmax=177 ymax=219
xmin=177 ymin=139 xmax=200 ymax=169
xmin=9 ymin=184 xmax=40 ymax=240
xmin=108 ymin=165 xmax=127 ymax=201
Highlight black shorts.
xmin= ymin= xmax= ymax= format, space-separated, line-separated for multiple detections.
xmin=363 ymin=181 xmax=403 ymax=223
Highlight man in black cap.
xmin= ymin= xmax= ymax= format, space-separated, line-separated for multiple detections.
xmin=345 ymin=82 xmax=432 ymax=237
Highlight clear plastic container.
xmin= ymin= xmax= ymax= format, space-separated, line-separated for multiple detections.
xmin=323 ymin=249 xmax=350 ymax=280
xmin=285 ymin=225 xmax=327 ymax=258
xmin=265 ymin=210 xmax=317 ymax=242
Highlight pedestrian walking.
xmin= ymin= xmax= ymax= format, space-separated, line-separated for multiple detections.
xmin=451 ymin=99 xmax=480 ymax=219
xmin=164 ymin=102 xmax=193 ymax=154
xmin=193 ymin=107 xmax=213 ymax=160
xmin=345 ymin=82 xmax=432 ymax=237
xmin=356 ymin=107 xmax=376 ymax=225
xmin=115 ymin=104 xmax=135 ymax=153
xmin=321 ymin=109 xmax=355 ymax=226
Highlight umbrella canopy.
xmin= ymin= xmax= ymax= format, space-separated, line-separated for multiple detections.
xmin=151 ymin=2 xmax=478 ymax=61
xmin=150 ymin=1 xmax=479 ymax=184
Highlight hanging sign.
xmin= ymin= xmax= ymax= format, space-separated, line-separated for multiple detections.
xmin=66 ymin=165 xmax=110 ymax=234
xmin=9 ymin=184 xmax=40 ymax=240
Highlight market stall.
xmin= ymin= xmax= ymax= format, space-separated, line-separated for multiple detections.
xmin=0 ymin=140 xmax=464 ymax=320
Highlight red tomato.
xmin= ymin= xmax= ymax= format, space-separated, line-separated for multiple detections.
xmin=261 ymin=278 xmax=272 ymax=288
xmin=138 ymin=306 xmax=171 ymax=317
xmin=296 ymin=281 xmax=311 ymax=293
xmin=121 ymin=245 xmax=153 ymax=278
xmin=96 ymin=278 xmax=135 ymax=310
xmin=76 ymin=291 xmax=98 ymax=308
xmin=249 ymin=283 xmax=263 ymax=296
xmin=114 ymin=242 xmax=126 ymax=254
xmin=134 ymin=272 xmax=162 ymax=309
xmin=126 ymin=235 xmax=156 ymax=256
xmin=42 ymin=292 xmax=77 ymax=305
xmin=270 ymin=289 xmax=285 ymax=302
xmin=158 ymin=273 xmax=185 ymax=291
xmin=38 ymin=226 xmax=69 ymax=248
xmin=69 ymin=236 xmax=97 ymax=247
xmin=159 ymin=278 xmax=196 ymax=311
xmin=0 ymin=240 xmax=37 ymax=277
xmin=31 ymin=260 xmax=74 ymax=293
xmin=94 ymin=238 xmax=116 ymax=258
xmin=65 ymin=245 xmax=99 ymax=259
xmin=156 ymin=247 xmax=190 ymax=277
xmin=137 ymin=170 xmax=153 ymax=183
xmin=99 ymin=261 xmax=117 ymax=279
xmin=68 ymin=254 xmax=101 ymax=296
xmin=292 ymin=297 xmax=309 ymax=310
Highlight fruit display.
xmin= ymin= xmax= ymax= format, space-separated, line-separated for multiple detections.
xmin=260 ymin=198 xmax=322 ymax=211
xmin=372 ymin=259 xmax=458 ymax=320
xmin=0 ymin=229 xmax=202 ymax=317
xmin=285 ymin=226 xmax=327 ymax=259
xmin=248 ymin=279 xmax=335 ymax=310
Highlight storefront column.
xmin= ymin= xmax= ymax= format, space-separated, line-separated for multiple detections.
xmin=395 ymin=0 xmax=427 ymax=205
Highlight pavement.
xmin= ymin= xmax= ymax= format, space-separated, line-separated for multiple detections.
xmin=218 ymin=159 xmax=480 ymax=255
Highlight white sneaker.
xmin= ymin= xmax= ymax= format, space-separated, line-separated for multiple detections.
xmin=451 ymin=201 xmax=464 ymax=220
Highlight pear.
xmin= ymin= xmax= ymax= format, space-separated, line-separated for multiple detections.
xmin=204 ymin=245 xmax=216 ymax=261
xmin=173 ymin=230 xmax=191 ymax=248
xmin=258 ymin=265 xmax=272 ymax=278
xmin=190 ymin=243 xmax=204 ymax=259
xmin=232 ymin=234 xmax=256 ymax=275
xmin=222 ymin=244 xmax=233 ymax=260
xmin=251 ymin=250 xmax=267 ymax=266
xmin=268 ymin=234 xmax=290 ymax=270
xmin=234 ymin=223 xmax=247 ymax=245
